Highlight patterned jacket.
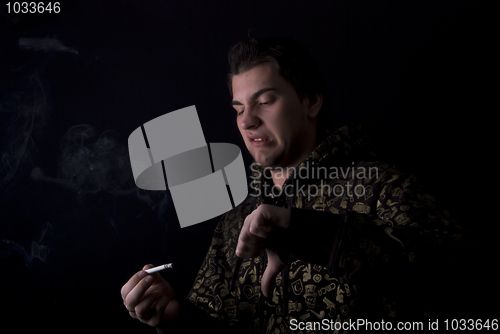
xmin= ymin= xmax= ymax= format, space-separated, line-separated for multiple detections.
xmin=183 ymin=124 xmax=468 ymax=333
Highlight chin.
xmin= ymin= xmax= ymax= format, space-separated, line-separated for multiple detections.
xmin=252 ymin=152 xmax=284 ymax=169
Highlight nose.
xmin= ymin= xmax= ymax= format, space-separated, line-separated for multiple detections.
xmin=238 ymin=108 xmax=260 ymax=130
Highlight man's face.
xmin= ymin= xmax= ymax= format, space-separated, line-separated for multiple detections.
xmin=231 ymin=62 xmax=317 ymax=169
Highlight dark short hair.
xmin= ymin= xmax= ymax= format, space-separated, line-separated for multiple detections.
xmin=227 ymin=35 xmax=331 ymax=141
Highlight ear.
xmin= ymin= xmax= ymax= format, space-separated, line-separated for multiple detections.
xmin=306 ymin=93 xmax=323 ymax=119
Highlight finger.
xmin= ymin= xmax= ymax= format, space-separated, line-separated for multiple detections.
xmin=142 ymin=264 xmax=154 ymax=271
xmin=236 ymin=212 xmax=264 ymax=258
xmin=261 ymin=248 xmax=285 ymax=298
xmin=121 ymin=264 xmax=154 ymax=300
xmin=163 ymin=298 xmax=181 ymax=322
xmin=147 ymin=295 xmax=169 ymax=327
xmin=248 ymin=212 xmax=273 ymax=239
xmin=261 ymin=204 xmax=291 ymax=229
xmin=128 ymin=309 xmax=138 ymax=319
xmin=240 ymin=211 xmax=269 ymax=244
xmin=242 ymin=208 xmax=272 ymax=239
xmin=238 ymin=230 xmax=265 ymax=246
xmin=236 ymin=241 xmax=265 ymax=258
xmin=141 ymin=264 xmax=166 ymax=286
xmin=123 ymin=272 xmax=155 ymax=310
xmin=236 ymin=228 xmax=265 ymax=258
xmin=135 ymin=293 xmax=161 ymax=322
xmin=121 ymin=271 xmax=145 ymax=301
xmin=238 ymin=226 xmax=266 ymax=246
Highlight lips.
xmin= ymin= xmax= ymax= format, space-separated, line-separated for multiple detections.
xmin=247 ymin=134 xmax=272 ymax=146
xmin=247 ymin=134 xmax=270 ymax=141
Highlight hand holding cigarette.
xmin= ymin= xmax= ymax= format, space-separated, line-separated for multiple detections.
xmin=121 ymin=264 xmax=180 ymax=328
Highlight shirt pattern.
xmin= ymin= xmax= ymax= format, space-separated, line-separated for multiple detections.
xmin=186 ymin=124 xmax=469 ymax=333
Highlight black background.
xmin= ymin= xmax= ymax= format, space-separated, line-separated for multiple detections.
xmin=0 ymin=0 xmax=491 ymax=333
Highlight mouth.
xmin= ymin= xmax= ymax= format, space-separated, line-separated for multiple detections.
xmin=247 ymin=133 xmax=271 ymax=141
xmin=248 ymin=136 xmax=272 ymax=146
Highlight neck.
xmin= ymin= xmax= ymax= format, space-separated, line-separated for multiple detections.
xmin=269 ymin=168 xmax=290 ymax=191
xmin=268 ymin=126 xmax=319 ymax=190
xmin=269 ymin=146 xmax=316 ymax=190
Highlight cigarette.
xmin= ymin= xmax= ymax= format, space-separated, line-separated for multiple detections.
xmin=145 ymin=263 xmax=173 ymax=274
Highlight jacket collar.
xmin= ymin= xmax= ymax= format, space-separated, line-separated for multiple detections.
xmin=249 ymin=123 xmax=376 ymax=199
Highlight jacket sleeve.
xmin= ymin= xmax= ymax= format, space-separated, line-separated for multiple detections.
xmin=156 ymin=299 xmax=233 ymax=334
xmin=349 ymin=169 xmax=472 ymax=319
xmin=276 ymin=207 xmax=346 ymax=271
xmin=178 ymin=196 xmax=261 ymax=330
xmin=277 ymin=167 xmax=473 ymax=319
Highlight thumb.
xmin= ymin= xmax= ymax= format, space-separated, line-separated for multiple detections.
xmin=142 ymin=264 xmax=163 ymax=285
xmin=261 ymin=248 xmax=285 ymax=298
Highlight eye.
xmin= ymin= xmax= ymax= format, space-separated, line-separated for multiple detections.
xmin=260 ymin=98 xmax=274 ymax=106
xmin=237 ymin=110 xmax=244 ymax=116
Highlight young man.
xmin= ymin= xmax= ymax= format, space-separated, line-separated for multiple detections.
xmin=121 ymin=36 xmax=467 ymax=333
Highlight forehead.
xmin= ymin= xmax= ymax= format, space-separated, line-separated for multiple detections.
xmin=231 ymin=62 xmax=283 ymax=97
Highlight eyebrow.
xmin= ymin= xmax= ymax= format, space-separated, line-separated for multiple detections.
xmin=231 ymin=88 xmax=277 ymax=106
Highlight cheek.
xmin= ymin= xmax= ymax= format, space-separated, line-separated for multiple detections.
xmin=237 ymin=122 xmax=245 ymax=138
xmin=239 ymin=130 xmax=254 ymax=151
xmin=273 ymin=111 xmax=301 ymax=140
